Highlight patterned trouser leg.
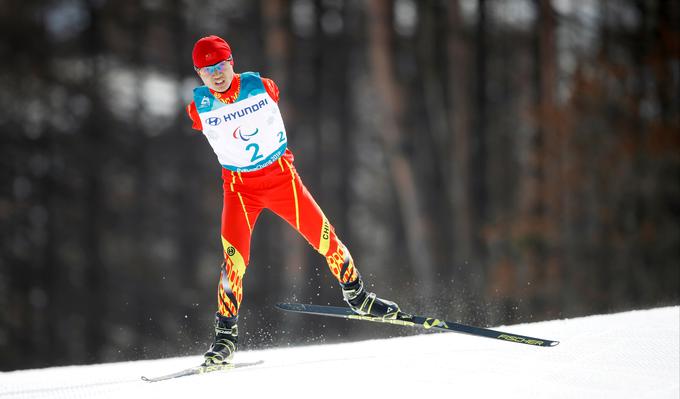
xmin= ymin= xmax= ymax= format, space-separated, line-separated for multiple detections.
xmin=217 ymin=186 xmax=263 ymax=318
xmin=217 ymin=156 xmax=358 ymax=318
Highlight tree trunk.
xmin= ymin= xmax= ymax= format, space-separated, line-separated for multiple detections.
xmin=367 ymin=0 xmax=435 ymax=303
xmin=518 ymin=0 xmax=559 ymax=317
xmin=83 ymin=0 xmax=106 ymax=363
xmin=446 ymin=0 xmax=478 ymax=319
xmin=469 ymin=0 xmax=489 ymax=322
xmin=537 ymin=0 xmax=562 ymax=318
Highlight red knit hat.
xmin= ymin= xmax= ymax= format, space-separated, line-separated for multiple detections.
xmin=192 ymin=35 xmax=233 ymax=68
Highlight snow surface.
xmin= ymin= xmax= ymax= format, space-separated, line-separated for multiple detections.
xmin=1 ymin=306 xmax=678 ymax=399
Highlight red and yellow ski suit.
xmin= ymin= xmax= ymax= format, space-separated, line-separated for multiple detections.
xmin=187 ymin=73 xmax=358 ymax=318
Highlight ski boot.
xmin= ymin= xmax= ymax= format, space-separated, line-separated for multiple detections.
xmin=203 ymin=312 xmax=238 ymax=366
xmin=341 ymin=276 xmax=400 ymax=320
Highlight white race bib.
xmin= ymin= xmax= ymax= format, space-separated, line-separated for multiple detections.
xmin=194 ymin=73 xmax=287 ymax=172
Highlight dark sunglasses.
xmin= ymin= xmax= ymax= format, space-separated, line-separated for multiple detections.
xmin=195 ymin=57 xmax=232 ymax=75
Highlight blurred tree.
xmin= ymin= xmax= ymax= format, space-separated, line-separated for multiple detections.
xmin=368 ymin=0 xmax=436 ymax=308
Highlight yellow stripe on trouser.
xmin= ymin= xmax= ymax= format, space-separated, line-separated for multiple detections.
xmin=229 ymin=171 xmax=236 ymax=192
xmin=236 ymin=192 xmax=251 ymax=232
xmin=229 ymin=172 xmax=252 ymax=232
xmin=283 ymin=159 xmax=300 ymax=229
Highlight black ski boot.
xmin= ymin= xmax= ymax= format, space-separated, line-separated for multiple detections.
xmin=341 ymin=276 xmax=400 ymax=320
xmin=203 ymin=312 xmax=238 ymax=366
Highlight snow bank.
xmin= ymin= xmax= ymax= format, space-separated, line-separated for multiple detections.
xmin=1 ymin=306 xmax=678 ymax=398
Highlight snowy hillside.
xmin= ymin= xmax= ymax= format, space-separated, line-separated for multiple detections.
xmin=1 ymin=306 xmax=678 ymax=399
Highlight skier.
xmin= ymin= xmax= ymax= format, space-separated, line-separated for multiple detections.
xmin=186 ymin=35 xmax=400 ymax=366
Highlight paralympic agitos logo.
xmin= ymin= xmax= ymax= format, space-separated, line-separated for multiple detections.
xmin=232 ymin=126 xmax=259 ymax=141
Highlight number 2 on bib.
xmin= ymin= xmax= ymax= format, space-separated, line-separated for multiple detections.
xmin=246 ymin=143 xmax=264 ymax=162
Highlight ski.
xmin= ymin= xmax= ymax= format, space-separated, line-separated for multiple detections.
xmin=276 ymin=303 xmax=559 ymax=347
xmin=141 ymin=360 xmax=264 ymax=382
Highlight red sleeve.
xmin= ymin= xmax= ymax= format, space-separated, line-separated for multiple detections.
xmin=186 ymin=102 xmax=203 ymax=131
xmin=262 ymin=78 xmax=280 ymax=103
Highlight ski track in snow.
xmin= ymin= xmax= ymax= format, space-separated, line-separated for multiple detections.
xmin=1 ymin=306 xmax=678 ymax=398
